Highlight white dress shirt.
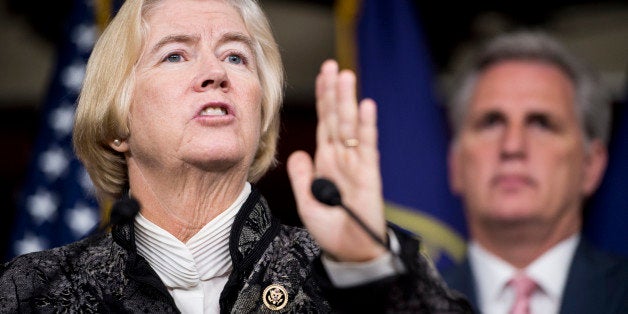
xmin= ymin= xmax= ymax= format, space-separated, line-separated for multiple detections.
xmin=468 ymin=234 xmax=580 ymax=314
xmin=134 ymin=183 xmax=250 ymax=313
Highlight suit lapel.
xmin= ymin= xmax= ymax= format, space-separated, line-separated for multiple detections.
xmin=560 ymin=240 xmax=608 ymax=314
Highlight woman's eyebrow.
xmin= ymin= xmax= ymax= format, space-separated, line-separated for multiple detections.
xmin=217 ymin=32 xmax=254 ymax=51
xmin=150 ymin=34 xmax=200 ymax=54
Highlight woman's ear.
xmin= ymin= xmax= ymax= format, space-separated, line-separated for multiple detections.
xmin=109 ymin=139 xmax=129 ymax=152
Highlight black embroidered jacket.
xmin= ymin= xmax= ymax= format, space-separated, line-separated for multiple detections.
xmin=0 ymin=188 xmax=472 ymax=313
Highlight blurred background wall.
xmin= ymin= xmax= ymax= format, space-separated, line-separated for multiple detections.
xmin=1 ymin=0 xmax=627 ymax=258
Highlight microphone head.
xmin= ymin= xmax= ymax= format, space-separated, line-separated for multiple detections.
xmin=109 ymin=197 xmax=140 ymax=226
xmin=311 ymin=177 xmax=342 ymax=207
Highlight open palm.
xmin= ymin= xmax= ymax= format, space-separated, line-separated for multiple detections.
xmin=287 ymin=60 xmax=386 ymax=262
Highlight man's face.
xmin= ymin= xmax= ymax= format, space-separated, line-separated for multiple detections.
xmin=449 ymin=60 xmax=606 ymax=233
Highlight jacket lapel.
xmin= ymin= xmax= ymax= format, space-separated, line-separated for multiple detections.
xmin=560 ymin=240 xmax=613 ymax=314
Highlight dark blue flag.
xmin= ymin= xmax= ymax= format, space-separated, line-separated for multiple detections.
xmin=585 ymin=90 xmax=628 ymax=257
xmin=6 ymin=0 xmax=119 ymax=261
xmin=346 ymin=0 xmax=468 ymax=270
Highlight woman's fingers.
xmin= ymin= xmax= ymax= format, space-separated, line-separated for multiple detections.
xmin=315 ymin=61 xmax=361 ymax=150
xmin=336 ymin=70 xmax=359 ymax=147
xmin=316 ymin=60 xmax=339 ymax=148
xmin=296 ymin=60 xmax=387 ymax=262
xmin=357 ymin=98 xmax=379 ymax=169
xmin=287 ymin=150 xmax=315 ymax=209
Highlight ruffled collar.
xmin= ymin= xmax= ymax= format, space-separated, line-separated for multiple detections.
xmin=133 ymin=183 xmax=251 ymax=289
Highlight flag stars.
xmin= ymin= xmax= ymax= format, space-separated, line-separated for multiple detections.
xmin=78 ymin=167 xmax=96 ymax=195
xmin=39 ymin=146 xmax=70 ymax=181
xmin=66 ymin=203 xmax=98 ymax=237
xmin=72 ymin=24 xmax=97 ymax=53
xmin=14 ymin=233 xmax=49 ymax=256
xmin=61 ymin=61 xmax=86 ymax=93
xmin=50 ymin=104 xmax=75 ymax=137
xmin=27 ymin=189 xmax=59 ymax=225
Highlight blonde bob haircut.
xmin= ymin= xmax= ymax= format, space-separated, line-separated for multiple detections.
xmin=73 ymin=0 xmax=284 ymax=201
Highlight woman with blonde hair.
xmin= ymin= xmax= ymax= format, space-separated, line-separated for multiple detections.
xmin=1 ymin=0 xmax=471 ymax=312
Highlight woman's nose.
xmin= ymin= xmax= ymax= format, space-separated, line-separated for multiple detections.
xmin=194 ymin=58 xmax=229 ymax=92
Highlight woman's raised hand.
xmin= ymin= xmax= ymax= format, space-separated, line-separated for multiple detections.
xmin=287 ymin=60 xmax=386 ymax=262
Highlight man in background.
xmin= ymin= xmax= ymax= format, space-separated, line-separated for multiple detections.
xmin=442 ymin=31 xmax=628 ymax=314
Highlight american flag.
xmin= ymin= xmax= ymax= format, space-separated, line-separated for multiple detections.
xmin=6 ymin=0 xmax=120 ymax=260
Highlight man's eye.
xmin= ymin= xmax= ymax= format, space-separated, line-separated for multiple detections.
xmin=164 ymin=53 xmax=183 ymax=63
xmin=528 ymin=114 xmax=554 ymax=130
xmin=476 ymin=112 xmax=503 ymax=129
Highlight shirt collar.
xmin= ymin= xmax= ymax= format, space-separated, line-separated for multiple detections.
xmin=134 ymin=183 xmax=251 ymax=289
xmin=468 ymin=234 xmax=580 ymax=307
xmin=468 ymin=241 xmax=515 ymax=308
xmin=527 ymin=233 xmax=579 ymax=302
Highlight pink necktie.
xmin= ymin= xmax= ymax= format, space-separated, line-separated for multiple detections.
xmin=509 ymin=273 xmax=537 ymax=314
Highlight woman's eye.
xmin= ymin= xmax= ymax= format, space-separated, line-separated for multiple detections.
xmin=164 ymin=53 xmax=183 ymax=63
xmin=226 ymin=54 xmax=244 ymax=65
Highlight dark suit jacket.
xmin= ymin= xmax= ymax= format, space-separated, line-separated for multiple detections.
xmin=442 ymin=239 xmax=628 ymax=314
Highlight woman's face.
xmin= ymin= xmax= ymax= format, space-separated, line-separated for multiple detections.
xmin=128 ymin=0 xmax=263 ymax=175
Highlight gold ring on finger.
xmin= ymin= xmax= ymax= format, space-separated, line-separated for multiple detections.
xmin=343 ymin=138 xmax=360 ymax=148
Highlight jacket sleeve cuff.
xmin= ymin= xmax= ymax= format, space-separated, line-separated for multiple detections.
xmin=321 ymin=229 xmax=406 ymax=287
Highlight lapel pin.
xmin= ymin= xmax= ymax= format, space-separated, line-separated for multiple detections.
xmin=262 ymin=284 xmax=288 ymax=311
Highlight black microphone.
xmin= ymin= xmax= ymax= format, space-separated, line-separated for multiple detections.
xmin=109 ymin=196 xmax=141 ymax=227
xmin=311 ymin=178 xmax=389 ymax=250
xmin=94 ymin=196 xmax=141 ymax=234
xmin=311 ymin=178 xmax=342 ymax=206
